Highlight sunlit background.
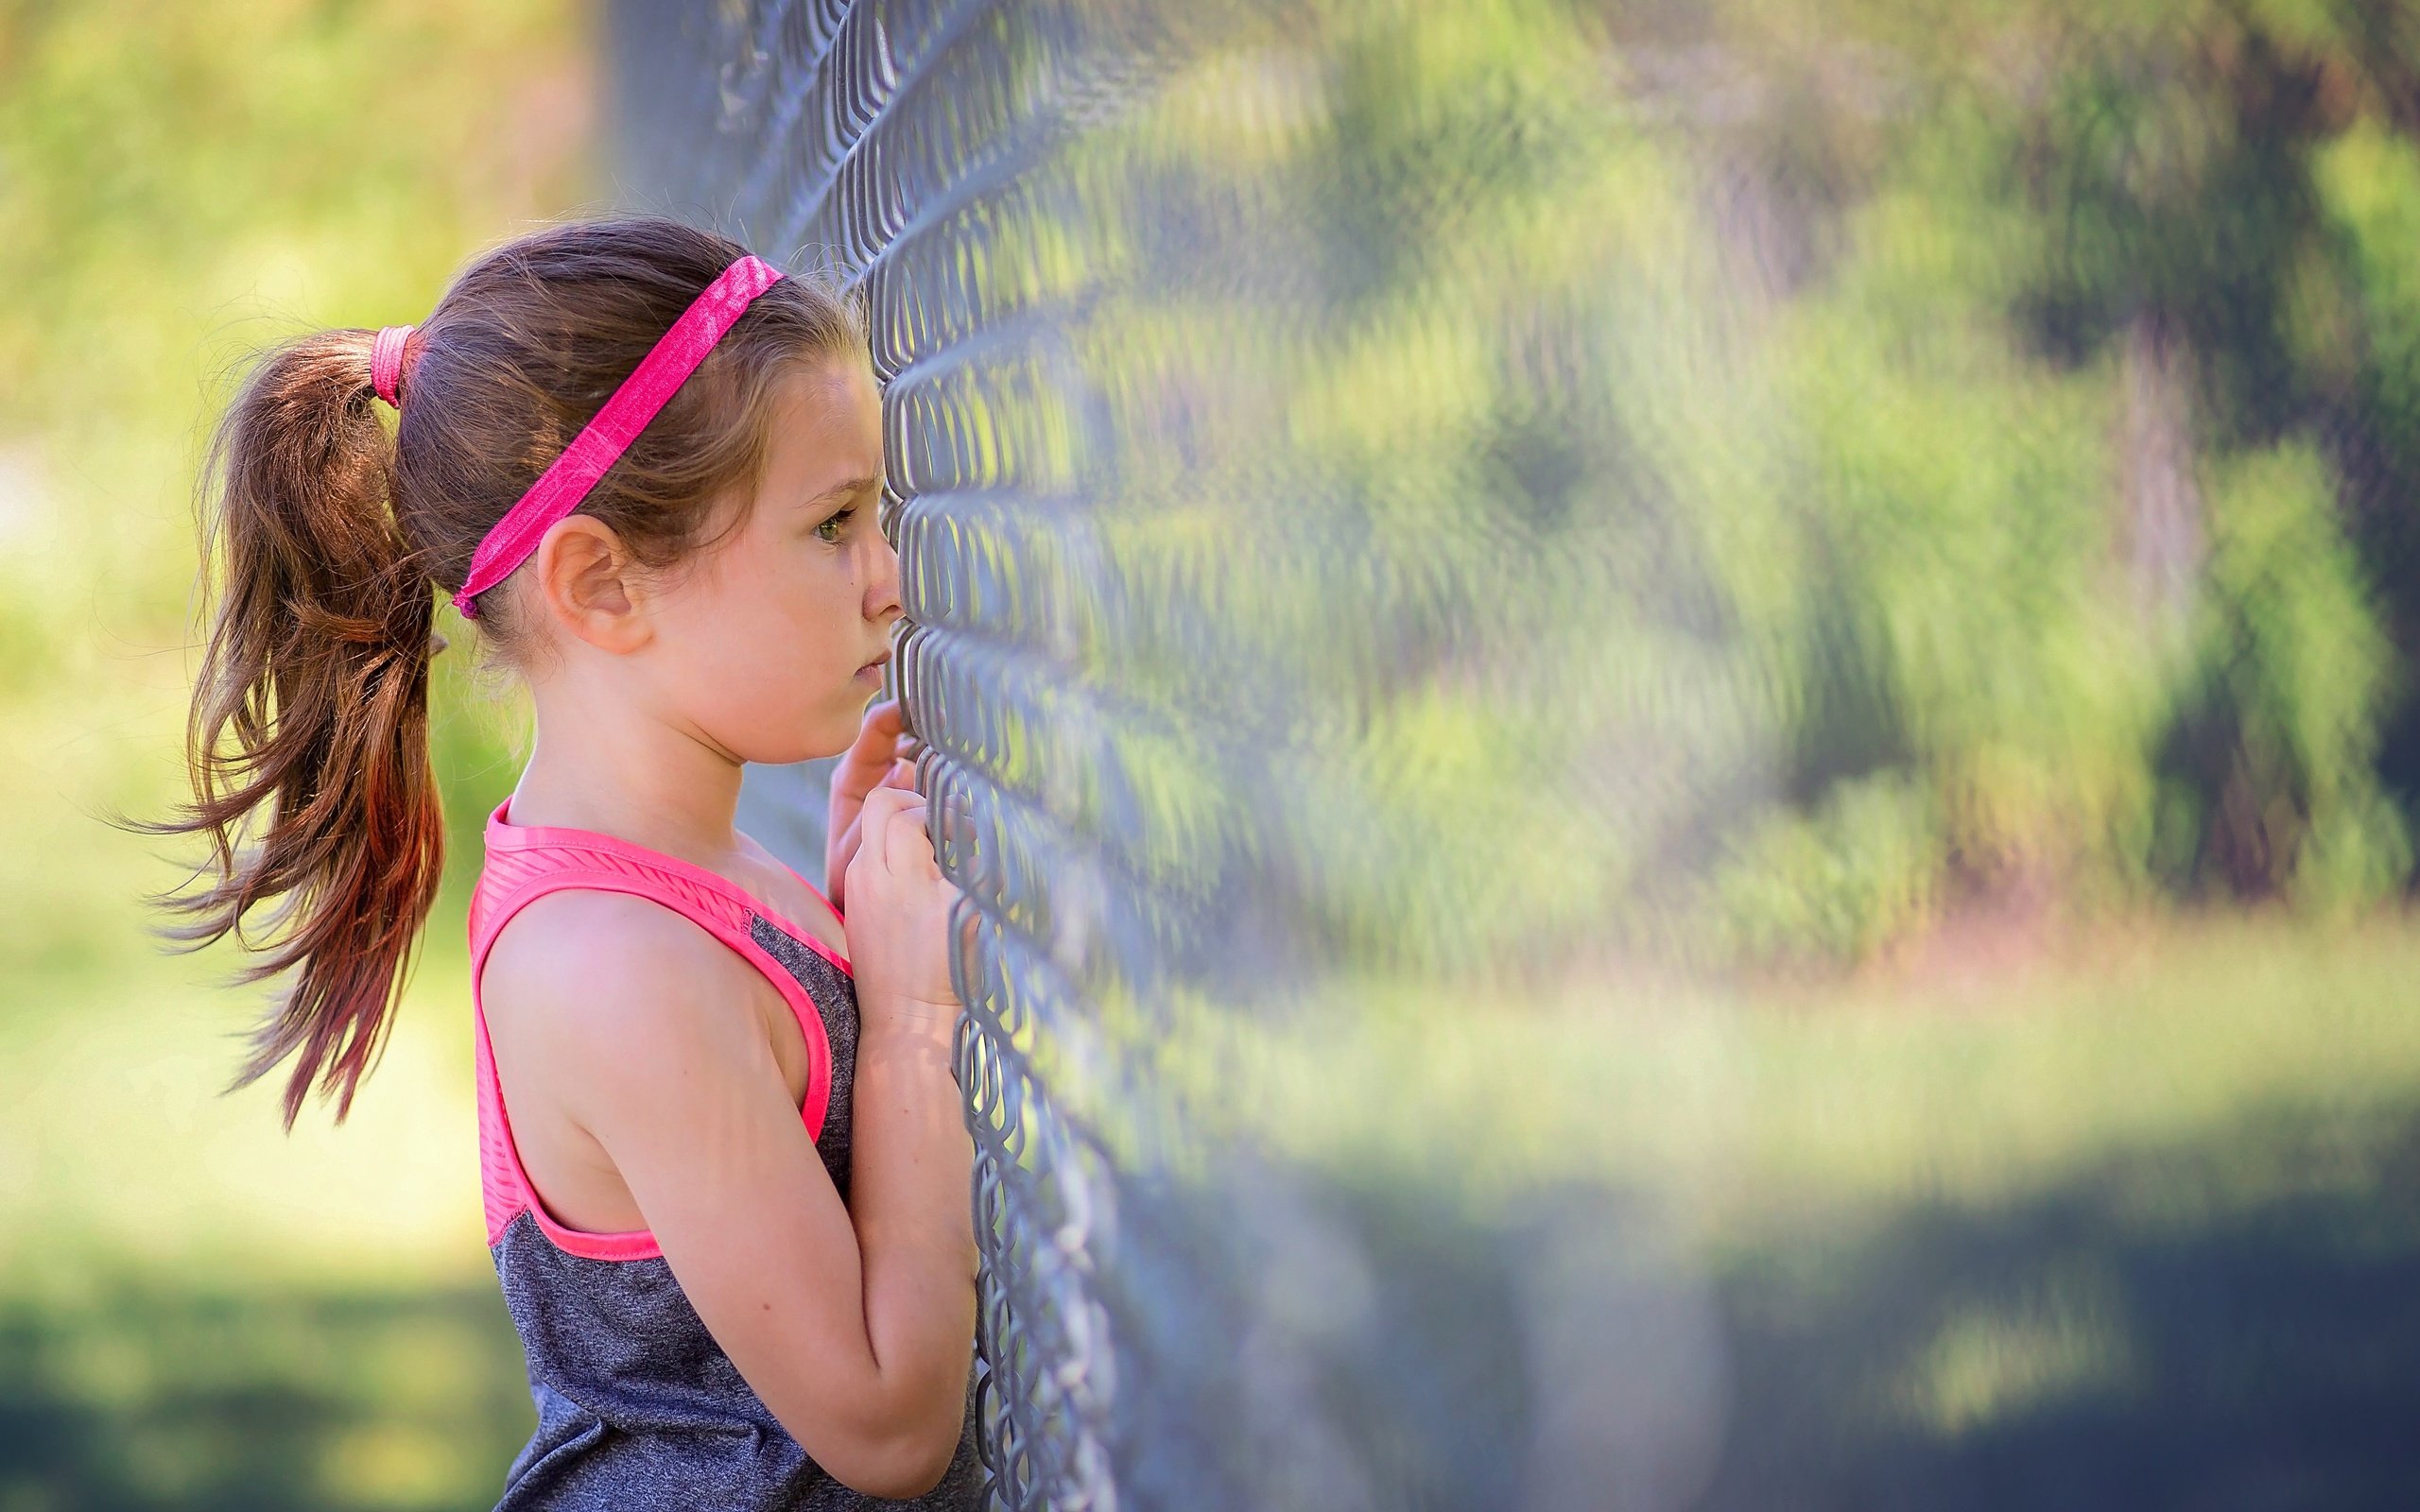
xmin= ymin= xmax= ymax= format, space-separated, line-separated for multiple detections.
xmin=9 ymin=0 xmax=2420 ymax=1506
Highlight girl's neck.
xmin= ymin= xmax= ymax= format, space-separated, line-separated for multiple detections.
xmin=507 ymin=686 xmax=748 ymax=874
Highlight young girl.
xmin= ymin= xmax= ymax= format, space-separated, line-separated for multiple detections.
xmin=134 ymin=215 xmax=987 ymax=1507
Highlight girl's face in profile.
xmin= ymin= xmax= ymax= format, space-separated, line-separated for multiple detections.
xmin=647 ymin=355 xmax=901 ymax=764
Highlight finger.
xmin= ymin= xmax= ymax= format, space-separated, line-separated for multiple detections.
xmin=845 ymin=794 xmax=914 ymax=886
xmin=849 ymin=707 xmax=904 ymax=770
xmin=859 ymin=783 xmax=923 ymax=814
xmin=832 ymin=701 xmax=908 ymax=793
xmin=876 ymin=792 xmax=936 ymax=874
xmin=856 ymin=784 xmax=927 ymax=847
xmin=829 ymin=812 xmax=862 ymax=873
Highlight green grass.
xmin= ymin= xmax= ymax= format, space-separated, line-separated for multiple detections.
xmin=18 ymin=895 xmax=2420 ymax=1507
xmin=1181 ymin=914 xmax=2420 ymax=1505
xmin=1236 ymin=911 xmax=2420 ymax=1233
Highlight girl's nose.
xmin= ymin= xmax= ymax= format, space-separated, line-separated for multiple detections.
xmin=866 ymin=515 xmax=903 ymax=620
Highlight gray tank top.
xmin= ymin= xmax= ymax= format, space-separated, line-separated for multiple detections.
xmin=468 ymin=797 xmax=985 ymax=1509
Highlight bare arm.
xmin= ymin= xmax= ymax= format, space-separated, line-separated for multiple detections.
xmin=850 ymin=993 xmax=977 ymax=1469
xmin=512 ymin=788 xmax=974 ymax=1498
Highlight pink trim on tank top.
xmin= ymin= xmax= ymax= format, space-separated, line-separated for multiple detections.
xmin=484 ymin=795 xmax=851 ymax=972
xmin=468 ymin=795 xmax=854 ymax=1263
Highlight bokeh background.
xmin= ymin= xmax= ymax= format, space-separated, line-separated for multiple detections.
xmin=9 ymin=0 xmax=2420 ymax=1506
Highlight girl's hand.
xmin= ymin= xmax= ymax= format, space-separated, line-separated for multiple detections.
xmin=825 ymin=699 xmax=922 ymax=916
xmin=842 ymin=786 xmax=963 ymax=1018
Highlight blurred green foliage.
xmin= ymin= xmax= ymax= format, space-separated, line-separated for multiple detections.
xmin=1217 ymin=0 xmax=2420 ymax=969
xmin=1678 ymin=0 xmax=2420 ymax=950
xmin=0 ymin=1 xmax=581 ymax=1505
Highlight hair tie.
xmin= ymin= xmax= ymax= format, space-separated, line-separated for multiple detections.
xmin=371 ymin=324 xmax=415 ymax=408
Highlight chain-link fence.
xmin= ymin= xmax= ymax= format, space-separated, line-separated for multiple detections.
xmin=604 ymin=1 xmax=2420 ymax=1506
xmin=604 ymin=4 xmax=1750 ymax=1507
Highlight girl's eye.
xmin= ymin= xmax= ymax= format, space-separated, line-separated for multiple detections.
xmin=814 ymin=506 xmax=856 ymax=544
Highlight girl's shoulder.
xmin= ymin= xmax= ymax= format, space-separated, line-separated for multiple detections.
xmin=472 ymin=883 xmax=811 ymax=1241
xmin=481 ymin=885 xmax=763 ymax=1025
xmin=475 ymin=885 xmax=775 ymax=1113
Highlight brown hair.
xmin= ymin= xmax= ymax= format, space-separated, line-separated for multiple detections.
xmin=114 ymin=215 xmax=869 ymax=1131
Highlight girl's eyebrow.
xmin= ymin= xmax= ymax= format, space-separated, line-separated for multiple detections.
xmin=802 ymin=474 xmax=880 ymax=507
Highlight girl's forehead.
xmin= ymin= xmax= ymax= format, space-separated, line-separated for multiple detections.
xmin=767 ymin=360 xmax=882 ymax=479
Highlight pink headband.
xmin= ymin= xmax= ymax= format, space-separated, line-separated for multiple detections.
xmin=376 ymin=252 xmax=787 ymax=620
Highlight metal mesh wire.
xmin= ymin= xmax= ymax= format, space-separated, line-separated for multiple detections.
xmin=596 ymin=0 xmax=2420 ymax=1505
xmin=604 ymin=2 xmax=1739 ymax=1507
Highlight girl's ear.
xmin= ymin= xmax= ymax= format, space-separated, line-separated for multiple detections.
xmin=533 ymin=513 xmax=653 ymax=654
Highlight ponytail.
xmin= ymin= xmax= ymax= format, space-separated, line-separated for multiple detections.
xmin=114 ymin=215 xmax=871 ymax=1131
xmin=120 ymin=327 xmax=448 ymax=1132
